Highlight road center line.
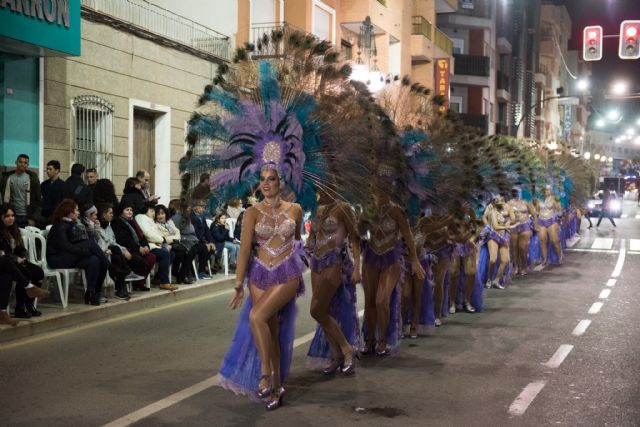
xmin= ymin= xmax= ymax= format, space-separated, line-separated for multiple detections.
xmin=606 ymin=279 xmax=617 ymax=287
xmin=599 ymin=289 xmax=611 ymax=299
xmin=588 ymin=302 xmax=603 ymax=314
xmin=572 ymin=320 xmax=591 ymax=336
xmin=611 ymin=245 xmax=626 ymax=278
xmin=508 ymin=380 xmax=547 ymax=416
xmin=543 ymin=344 xmax=574 ymax=368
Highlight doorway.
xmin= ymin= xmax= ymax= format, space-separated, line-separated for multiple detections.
xmin=133 ymin=109 xmax=156 ymax=194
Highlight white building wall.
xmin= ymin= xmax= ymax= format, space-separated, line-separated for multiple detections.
xmin=151 ymin=0 xmax=237 ymax=39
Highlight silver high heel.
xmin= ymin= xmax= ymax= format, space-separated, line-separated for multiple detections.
xmin=464 ymin=302 xmax=476 ymax=313
xmin=323 ymin=356 xmax=343 ymax=375
xmin=265 ymin=386 xmax=285 ymax=411
xmin=256 ymin=374 xmax=272 ymax=399
xmin=341 ymin=351 xmax=358 ymax=375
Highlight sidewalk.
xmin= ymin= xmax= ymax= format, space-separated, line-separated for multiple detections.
xmin=0 ymin=274 xmax=234 ymax=344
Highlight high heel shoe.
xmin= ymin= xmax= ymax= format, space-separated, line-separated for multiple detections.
xmin=360 ymin=341 xmax=376 ymax=356
xmin=341 ymin=351 xmax=358 ymax=375
xmin=463 ymin=302 xmax=476 ymax=313
xmin=256 ymin=374 xmax=272 ymax=399
xmin=409 ymin=327 xmax=418 ymax=339
xmin=265 ymin=386 xmax=285 ymax=411
xmin=375 ymin=342 xmax=389 ymax=357
xmin=323 ymin=356 xmax=343 ymax=375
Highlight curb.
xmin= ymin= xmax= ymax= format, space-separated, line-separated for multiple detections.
xmin=0 ymin=276 xmax=234 ymax=345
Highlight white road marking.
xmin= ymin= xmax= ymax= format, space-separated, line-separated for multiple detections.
xmin=508 ymin=380 xmax=547 ymax=416
xmin=628 ymin=251 xmax=640 ymax=255
xmin=103 ymin=310 xmax=366 ymax=426
xmin=606 ymin=279 xmax=617 ymax=287
xmin=629 ymin=239 xmax=640 ymax=251
xmin=621 ymin=214 xmax=628 ymax=218
xmin=543 ymin=344 xmax=574 ymax=368
xmin=591 ymin=238 xmax=614 ymax=250
xmin=588 ymin=302 xmax=603 ymax=314
xmin=566 ymin=248 xmax=618 ymax=254
xmin=611 ymin=245 xmax=626 ymax=278
xmin=636 ymin=214 xmax=640 ymax=219
xmin=566 ymin=236 xmax=581 ymax=248
xmin=572 ymin=320 xmax=592 ymax=336
xmin=599 ymin=289 xmax=611 ymax=299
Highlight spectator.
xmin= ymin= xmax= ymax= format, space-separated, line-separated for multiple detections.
xmin=86 ymin=168 xmax=99 ymax=187
xmin=62 ymin=163 xmax=92 ymax=207
xmin=0 ymin=154 xmax=42 ymax=227
xmin=111 ymin=200 xmax=157 ymax=292
xmin=0 ymin=205 xmax=49 ymax=319
xmin=47 ymin=199 xmax=109 ymax=306
xmin=155 ymin=204 xmax=195 ymax=285
xmin=136 ymin=170 xmax=160 ymax=204
xmin=172 ymin=204 xmax=214 ymax=279
xmin=225 ymin=197 xmax=244 ymax=219
xmin=167 ymin=198 xmax=182 ymax=218
xmin=121 ymin=177 xmax=147 ymax=216
xmin=92 ymin=178 xmax=119 ymax=207
xmin=135 ymin=203 xmax=177 ymax=291
xmin=95 ymin=203 xmax=143 ymax=300
xmin=234 ymin=210 xmax=244 ymax=241
xmin=41 ymin=160 xmax=65 ymax=225
xmin=191 ymin=173 xmax=212 ymax=202
xmin=210 ymin=213 xmax=240 ymax=269
xmin=596 ymin=188 xmax=617 ymax=228
xmin=191 ymin=200 xmax=217 ymax=278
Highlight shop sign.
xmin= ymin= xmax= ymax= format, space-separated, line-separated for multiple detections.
xmin=435 ymin=58 xmax=450 ymax=114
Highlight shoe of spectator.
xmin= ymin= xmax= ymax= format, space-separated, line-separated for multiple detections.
xmin=99 ymin=295 xmax=108 ymax=304
xmin=198 ymin=271 xmax=212 ymax=279
xmin=0 ymin=311 xmax=18 ymax=326
xmin=125 ymin=272 xmax=145 ymax=281
xmin=159 ymin=284 xmax=178 ymax=291
xmin=14 ymin=306 xmax=32 ymax=319
xmin=177 ymin=276 xmax=194 ymax=285
xmin=186 ymin=275 xmax=197 ymax=283
xmin=25 ymin=286 xmax=49 ymax=299
xmin=25 ymin=302 xmax=42 ymax=317
xmin=114 ymin=290 xmax=131 ymax=301
xmin=134 ymin=286 xmax=151 ymax=292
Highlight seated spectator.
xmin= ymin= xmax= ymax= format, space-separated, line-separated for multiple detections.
xmin=136 ymin=170 xmax=160 ymax=204
xmin=191 ymin=200 xmax=217 ymax=278
xmin=136 ymin=203 xmax=177 ymax=291
xmin=210 ymin=213 xmax=240 ymax=270
xmin=41 ymin=160 xmax=65 ymax=226
xmin=234 ymin=211 xmax=244 ymax=241
xmin=62 ymin=163 xmax=92 ymax=207
xmin=121 ymin=177 xmax=146 ymax=216
xmin=154 ymin=204 xmax=195 ymax=285
xmin=95 ymin=204 xmax=143 ymax=300
xmin=93 ymin=178 xmax=119 ymax=207
xmin=0 ymin=205 xmax=49 ymax=320
xmin=191 ymin=173 xmax=211 ymax=202
xmin=172 ymin=204 xmax=214 ymax=279
xmin=225 ymin=197 xmax=244 ymax=219
xmin=110 ymin=200 xmax=157 ymax=292
xmin=46 ymin=199 xmax=109 ymax=306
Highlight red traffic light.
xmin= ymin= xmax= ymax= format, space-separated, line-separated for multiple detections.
xmin=583 ymin=25 xmax=603 ymax=61
xmin=588 ymin=30 xmax=598 ymax=40
xmin=625 ymin=25 xmax=638 ymax=38
xmin=619 ymin=20 xmax=640 ymax=59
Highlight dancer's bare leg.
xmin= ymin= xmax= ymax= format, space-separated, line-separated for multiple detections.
xmin=510 ymin=233 xmax=519 ymax=272
xmin=518 ymin=230 xmax=532 ymax=273
xmin=463 ymin=253 xmax=477 ymax=305
xmin=548 ymin=223 xmax=563 ymax=263
xmin=496 ymin=245 xmax=510 ymax=282
xmin=448 ymin=254 xmax=461 ymax=311
xmin=362 ymin=264 xmax=380 ymax=349
xmin=538 ymin=226 xmax=549 ymax=264
xmin=375 ymin=262 xmax=402 ymax=348
xmin=433 ymin=258 xmax=451 ymax=320
xmin=487 ymin=240 xmax=499 ymax=281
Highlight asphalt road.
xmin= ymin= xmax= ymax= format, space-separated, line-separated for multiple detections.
xmin=1 ymin=201 xmax=640 ymax=427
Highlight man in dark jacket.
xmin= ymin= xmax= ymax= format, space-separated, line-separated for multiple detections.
xmin=62 ymin=163 xmax=93 ymax=208
xmin=121 ymin=177 xmax=147 ymax=216
xmin=0 ymin=154 xmax=42 ymax=227
xmin=41 ymin=160 xmax=65 ymax=224
xmin=110 ymin=200 xmax=156 ymax=291
xmin=191 ymin=200 xmax=216 ymax=277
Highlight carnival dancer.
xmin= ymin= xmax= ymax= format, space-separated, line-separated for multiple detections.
xmin=507 ymin=190 xmax=537 ymax=276
xmin=360 ymin=185 xmax=425 ymax=355
xmin=479 ymin=196 xmax=514 ymax=289
xmin=535 ymin=186 xmax=563 ymax=266
xmin=306 ymin=192 xmax=361 ymax=375
xmin=448 ymin=212 xmax=483 ymax=314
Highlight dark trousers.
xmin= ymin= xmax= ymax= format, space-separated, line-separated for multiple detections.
xmin=151 ymin=247 xmax=174 ymax=284
xmin=47 ymin=240 xmax=109 ymax=293
xmin=597 ymin=209 xmax=616 ymax=227
xmin=15 ymin=262 xmax=44 ymax=309
xmin=127 ymin=252 xmax=156 ymax=288
xmin=0 ymin=258 xmax=30 ymax=310
xmin=195 ymin=242 xmax=215 ymax=273
xmin=171 ymin=245 xmax=196 ymax=280
xmin=107 ymin=246 xmax=132 ymax=292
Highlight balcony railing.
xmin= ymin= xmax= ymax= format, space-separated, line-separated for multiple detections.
xmin=250 ymin=22 xmax=312 ymax=58
xmin=434 ymin=27 xmax=453 ymax=55
xmin=412 ymin=16 xmax=432 ymax=40
xmin=81 ymin=0 xmax=231 ymax=61
xmin=495 ymin=122 xmax=509 ymax=136
xmin=497 ymin=71 xmax=510 ymax=91
xmin=453 ymin=54 xmax=490 ymax=76
xmin=460 ymin=113 xmax=489 ymax=134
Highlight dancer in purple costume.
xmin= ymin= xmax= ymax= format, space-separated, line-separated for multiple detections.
xmin=219 ymin=167 xmax=305 ymax=410
xmin=448 ymin=211 xmax=483 ymax=314
xmin=481 ymin=195 xmax=514 ymax=289
xmin=535 ymin=186 xmax=563 ymax=266
xmin=360 ymin=188 xmax=425 ymax=356
xmin=306 ymin=197 xmax=361 ymax=375
xmin=507 ymin=191 xmax=537 ymax=276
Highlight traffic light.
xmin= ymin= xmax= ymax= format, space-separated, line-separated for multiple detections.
xmin=619 ymin=20 xmax=640 ymax=59
xmin=583 ymin=25 xmax=603 ymax=61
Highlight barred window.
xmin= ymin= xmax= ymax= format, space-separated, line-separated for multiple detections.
xmin=72 ymin=95 xmax=114 ymax=179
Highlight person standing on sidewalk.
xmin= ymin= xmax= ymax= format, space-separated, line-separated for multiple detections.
xmin=41 ymin=160 xmax=65 ymax=226
xmin=0 ymin=154 xmax=42 ymax=228
xmin=596 ymin=189 xmax=617 ymax=228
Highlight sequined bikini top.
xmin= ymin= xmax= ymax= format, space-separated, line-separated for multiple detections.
xmin=312 ymin=214 xmax=340 ymax=248
xmin=369 ymin=206 xmax=398 ymax=247
xmin=254 ymin=203 xmax=297 ymax=258
xmin=539 ymin=196 xmax=555 ymax=215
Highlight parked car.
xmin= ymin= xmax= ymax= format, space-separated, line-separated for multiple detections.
xmin=586 ymin=190 xmax=622 ymax=218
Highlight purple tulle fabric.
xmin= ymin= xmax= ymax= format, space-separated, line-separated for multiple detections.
xmin=537 ymin=217 xmax=557 ymax=228
xmin=513 ymin=219 xmax=533 ymax=234
xmin=306 ymin=244 xmax=361 ymax=369
xmin=362 ymin=243 xmax=403 ymax=271
xmin=454 ymin=241 xmax=475 ymax=258
xmin=248 ymin=240 xmax=306 ymax=296
xmin=405 ymin=249 xmax=437 ymax=335
xmin=310 ymin=246 xmax=342 ymax=273
xmin=450 ymin=244 xmax=484 ymax=312
xmin=479 ymin=225 xmax=510 ymax=246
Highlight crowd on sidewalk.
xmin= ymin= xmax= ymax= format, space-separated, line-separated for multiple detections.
xmin=0 ymin=154 xmax=244 ymax=325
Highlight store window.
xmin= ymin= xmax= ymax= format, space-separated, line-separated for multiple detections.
xmin=72 ymin=95 xmax=114 ymax=179
xmin=312 ymin=0 xmax=335 ymax=44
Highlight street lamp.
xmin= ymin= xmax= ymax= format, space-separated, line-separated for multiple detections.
xmin=584 ymin=152 xmax=591 ymax=160
xmin=608 ymin=157 xmax=614 ymax=162
xmin=577 ymin=78 xmax=590 ymax=92
xmin=594 ymin=154 xmax=601 ymax=160
xmin=612 ymin=81 xmax=628 ymax=95
xmin=606 ymin=110 xmax=621 ymax=121
xmin=627 ymin=128 xmax=636 ymax=136
xmin=595 ymin=119 xmax=605 ymax=128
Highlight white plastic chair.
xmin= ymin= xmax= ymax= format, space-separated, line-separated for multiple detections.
xmin=29 ymin=232 xmax=87 ymax=308
xmin=225 ymin=218 xmax=237 ymax=239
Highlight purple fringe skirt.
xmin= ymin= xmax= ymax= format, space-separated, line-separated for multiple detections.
xmin=537 ymin=216 xmax=557 ymax=228
xmin=513 ymin=219 xmax=533 ymax=234
xmin=479 ymin=225 xmax=509 ymax=246
xmin=248 ymin=240 xmax=306 ymax=296
xmin=307 ymin=244 xmax=361 ymax=369
xmin=362 ymin=243 xmax=403 ymax=271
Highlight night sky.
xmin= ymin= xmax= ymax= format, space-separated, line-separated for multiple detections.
xmin=554 ymin=0 xmax=640 ymax=126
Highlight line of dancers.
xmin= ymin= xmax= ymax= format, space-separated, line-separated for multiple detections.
xmin=181 ymin=31 xmax=590 ymax=410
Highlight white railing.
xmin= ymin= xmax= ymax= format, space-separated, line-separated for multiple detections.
xmin=81 ymin=0 xmax=231 ymax=60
